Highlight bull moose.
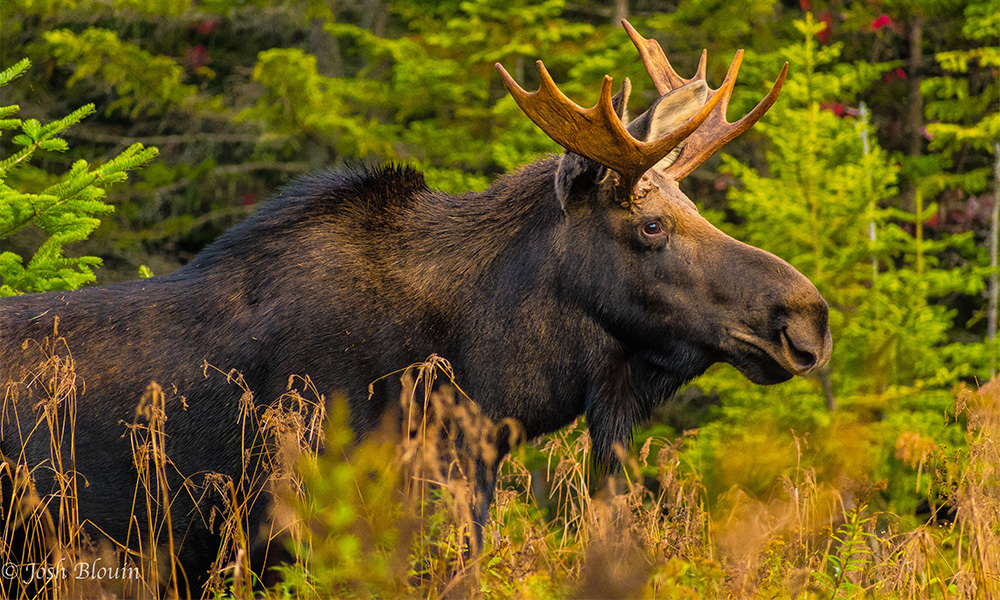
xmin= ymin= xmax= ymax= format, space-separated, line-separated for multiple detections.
xmin=1 ymin=20 xmax=831 ymax=593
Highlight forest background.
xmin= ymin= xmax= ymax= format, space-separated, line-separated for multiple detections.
xmin=1 ymin=0 xmax=998 ymax=598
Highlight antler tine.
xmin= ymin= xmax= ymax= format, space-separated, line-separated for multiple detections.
xmin=663 ymin=60 xmax=788 ymax=181
xmin=695 ymin=51 xmax=708 ymax=83
xmin=621 ymin=19 xmax=787 ymax=181
xmin=497 ymin=61 xmax=642 ymax=177
xmin=636 ymin=55 xmax=734 ymax=171
xmin=622 ymin=19 xmax=706 ymax=94
xmin=496 ymin=59 xmax=727 ymax=186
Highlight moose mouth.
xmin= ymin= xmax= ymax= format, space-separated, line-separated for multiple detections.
xmin=727 ymin=328 xmax=826 ymax=385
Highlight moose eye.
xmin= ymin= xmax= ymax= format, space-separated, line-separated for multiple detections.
xmin=640 ymin=220 xmax=666 ymax=237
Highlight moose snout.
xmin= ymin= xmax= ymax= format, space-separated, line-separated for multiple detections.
xmin=714 ymin=240 xmax=834 ymax=383
xmin=777 ymin=298 xmax=833 ymax=376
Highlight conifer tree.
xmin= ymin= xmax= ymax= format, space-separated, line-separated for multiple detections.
xmin=685 ymin=13 xmax=985 ymax=511
xmin=720 ymin=14 xmax=987 ymax=398
xmin=0 ymin=58 xmax=158 ymax=295
xmin=919 ymin=0 xmax=999 ymax=371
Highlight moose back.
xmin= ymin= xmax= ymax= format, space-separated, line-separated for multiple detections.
xmin=0 ymin=20 xmax=831 ymax=592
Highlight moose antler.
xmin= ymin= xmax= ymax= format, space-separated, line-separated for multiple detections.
xmin=496 ymin=21 xmax=788 ymax=186
xmin=622 ymin=19 xmax=788 ymax=180
xmin=495 ymin=53 xmax=735 ymax=187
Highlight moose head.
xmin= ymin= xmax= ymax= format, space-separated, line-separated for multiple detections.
xmin=494 ymin=21 xmax=831 ymax=404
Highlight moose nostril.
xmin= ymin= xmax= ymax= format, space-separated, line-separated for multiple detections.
xmin=782 ymin=328 xmax=818 ymax=371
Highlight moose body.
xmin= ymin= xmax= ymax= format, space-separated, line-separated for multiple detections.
xmin=1 ymin=21 xmax=831 ymax=592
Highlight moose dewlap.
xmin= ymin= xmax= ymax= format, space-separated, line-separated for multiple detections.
xmin=0 ymin=19 xmax=830 ymax=594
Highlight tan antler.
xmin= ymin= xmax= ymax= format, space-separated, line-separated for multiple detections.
xmin=622 ymin=19 xmax=788 ymax=180
xmin=495 ymin=53 xmax=736 ymax=187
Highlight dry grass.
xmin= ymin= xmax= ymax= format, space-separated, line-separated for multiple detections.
xmin=1 ymin=332 xmax=999 ymax=599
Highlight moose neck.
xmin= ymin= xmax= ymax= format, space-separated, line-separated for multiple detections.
xmin=395 ymin=159 xmax=566 ymax=302
xmin=394 ymin=158 xmax=705 ymax=448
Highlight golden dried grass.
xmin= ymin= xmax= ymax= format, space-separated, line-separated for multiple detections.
xmin=1 ymin=332 xmax=998 ymax=599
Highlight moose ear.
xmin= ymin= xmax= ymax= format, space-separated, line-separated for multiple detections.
xmin=626 ymin=80 xmax=709 ymax=175
xmin=554 ymin=78 xmax=631 ymax=210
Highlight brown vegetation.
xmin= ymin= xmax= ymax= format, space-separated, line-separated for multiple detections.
xmin=2 ymin=333 xmax=998 ymax=599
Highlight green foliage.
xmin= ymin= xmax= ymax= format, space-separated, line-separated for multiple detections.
xmin=684 ymin=13 xmax=983 ymax=520
xmin=277 ymin=401 xmax=411 ymax=598
xmin=0 ymin=59 xmax=157 ymax=296
xmin=239 ymin=47 xmax=397 ymax=163
xmin=240 ymin=0 xmax=609 ymax=192
xmin=42 ymin=28 xmax=202 ymax=117
xmin=811 ymin=507 xmax=876 ymax=596
xmin=723 ymin=13 xmax=988 ymax=390
xmin=920 ymin=0 xmax=999 ymax=195
xmin=645 ymin=0 xmax=788 ymax=58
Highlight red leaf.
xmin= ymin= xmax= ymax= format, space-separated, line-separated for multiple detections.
xmin=194 ymin=19 xmax=221 ymax=35
xmin=185 ymin=45 xmax=211 ymax=70
xmin=870 ymin=15 xmax=892 ymax=30
xmin=820 ymin=102 xmax=845 ymax=117
xmin=817 ymin=12 xmax=833 ymax=44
